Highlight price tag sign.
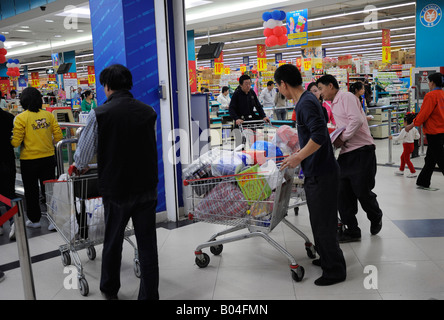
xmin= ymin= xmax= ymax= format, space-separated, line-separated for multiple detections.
xmin=303 ymin=58 xmax=312 ymax=71
xmin=257 ymin=58 xmax=267 ymax=71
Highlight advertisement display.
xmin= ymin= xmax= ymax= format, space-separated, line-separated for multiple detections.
xmin=286 ymin=9 xmax=308 ymax=47
xmin=257 ymin=44 xmax=267 ymax=71
xmin=382 ymin=29 xmax=391 ymax=63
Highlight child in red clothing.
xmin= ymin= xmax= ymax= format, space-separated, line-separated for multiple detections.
xmin=390 ymin=113 xmax=420 ymax=178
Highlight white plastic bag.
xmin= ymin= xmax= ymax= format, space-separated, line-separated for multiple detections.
xmin=259 ymin=159 xmax=280 ymax=190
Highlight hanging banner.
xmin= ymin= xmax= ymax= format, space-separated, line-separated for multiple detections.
xmin=257 ymin=44 xmax=267 ymax=71
xmin=382 ymin=29 xmax=391 ymax=63
xmin=287 ymin=9 xmax=308 ymax=47
xmin=0 ymin=77 xmax=10 ymax=96
xmin=301 ymin=41 xmax=323 ymax=70
xmin=214 ymin=51 xmax=224 ymax=75
xmin=240 ymin=64 xmax=247 ymax=74
xmin=87 ymin=66 xmax=96 ymax=86
xmin=31 ymin=72 xmax=40 ymax=88
xmin=188 ymin=60 xmax=197 ymax=93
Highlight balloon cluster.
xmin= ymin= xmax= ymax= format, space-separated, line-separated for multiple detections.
xmin=262 ymin=10 xmax=288 ymax=47
xmin=0 ymin=35 xmax=7 ymax=64
xmin=6 ymin=59 xmax=21 ymax=78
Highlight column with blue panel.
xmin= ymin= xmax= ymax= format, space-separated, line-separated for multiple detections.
xmin=416 ymin=0 xmax=444 ymax=67
xmin=88 ymin=0 xmax=166 ymax=213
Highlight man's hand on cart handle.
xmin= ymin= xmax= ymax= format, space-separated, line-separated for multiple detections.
xmin=281 ymin=153 xmax=301 ymax=170
xmin=69 ymin=163 xmax=90 ymax=176
xmin=236 ymin=119 xmax=244 ymax=126
xmin=263 ymin=117 xmax=271 ymax=123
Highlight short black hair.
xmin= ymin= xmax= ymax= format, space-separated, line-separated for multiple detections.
xmin=221 ymin=86 xmax=229 ymax=93
xmin=99 ymin=64 xmax=133 ymax=91
xmin=316 ymin=74 xmax=339 ymax=90
xmin=20 ymin=87 xmax=42 ymax=113
xmin=306 ymin=82 xmax=318 ymax=92
xmin=10 ymin=90 xmax=17 ymax=95
xmin=428 ymin=72 xmax=443 ymax=87
xmin=239 ymin=74 xmax=251 ymax=85
xmin=267 ymin=81 xmax=274 ymax=87
xmin=274 ymin=64 xmax=302 ymax=88
xmin=404 ymin=112 xmax=417 ymax=125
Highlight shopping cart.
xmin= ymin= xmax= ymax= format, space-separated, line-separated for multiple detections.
xmin=44 ymin=140 xmax=140 ymax=297
xmin=239 ymin=120 xmax=306 ymax=215
xmin=184 ymin=161 xmax=316 ymax=282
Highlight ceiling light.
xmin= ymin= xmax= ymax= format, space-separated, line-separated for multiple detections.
xmin=54 ymin=35 xmax=62 ymax=38
xmin=16 ymin=29 xmax=32 ymax=32
xmin=20 ymin=26 xmax=30 ymax=29
xmin=45 ymin=19 xmax=54 ymax=23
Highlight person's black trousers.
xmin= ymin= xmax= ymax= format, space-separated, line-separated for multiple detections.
xmin=0 ymin=159 xmax=16 ymax=223
xmin=337 ymin=145 xmax=383 ymax=232
xmin=20 ymin=156 xmax=56 ymax=223
xmin=100 ymin=192 xmax=159 ymax=300
xmin=304 ymin=164 xmax=346 ymax=281
xmin=417 ymin=133 xmax=444 ymax=188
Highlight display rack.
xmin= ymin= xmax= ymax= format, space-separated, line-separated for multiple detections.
xmin=326 ymin=67 xmax=348 ymax=92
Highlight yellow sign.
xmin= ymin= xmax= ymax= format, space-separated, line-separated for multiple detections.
xmin=31 ymin=79 xmax=40 ymax=88
xmin=303 ymin=58 xmax=312 ymax=71
xmin=240 ymin=64 xmax=247 ymax=74
xmin=88 ymin=74 xmax=96 ymax=86
xmin=257 ymin=58 xmax=267 ymax=72
xmin=382 ymin=47 xmax=391 ymax=63
xmin=214 ymin=62 xmax=223 ymax=75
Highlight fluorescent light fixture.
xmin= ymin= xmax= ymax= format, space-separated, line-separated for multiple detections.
xmin=4 ymin=41 xmax=31 ymax=49
xmin=16 ymin=29 xmax=32 ymax=32
xmin=56 ymin=5 xmax=90 ymax=18
xmin=45 ymin=19 xmax=54 ymax=23
xmin=185 ymin=0 xmax=213 ymax=9
xmin=6 ymin=35 xmax=93 ymax=56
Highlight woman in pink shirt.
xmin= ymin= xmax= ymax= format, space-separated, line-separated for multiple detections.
xmin=307 ymin=82 xmax=335 ymax=125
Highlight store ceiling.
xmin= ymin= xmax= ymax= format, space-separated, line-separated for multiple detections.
xmin=0 ymin=0 xmax=416 ymax=73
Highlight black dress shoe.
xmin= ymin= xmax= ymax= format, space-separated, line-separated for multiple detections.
xmin=314 ymin=276 xmax=346 ymax=286
xmin=312 ymin=259 xmax=321 ymax=267
xmin=338 ymin=229 xmax=361 ymax=243
xmin=101 ymin=291 xmax=118 ymax=300
xmin=370 ymin=219 xmax=382 ymax=235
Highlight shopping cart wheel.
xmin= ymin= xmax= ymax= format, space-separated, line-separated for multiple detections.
xmin=134 ymin=259 xmax=141 ymax=278
xmin=87 ymin=246 xmax=96 ymax=260
xmin=61 ymin=251 xmax=71 ymax=266
xmin=79 ymin=277 xmax=89 ymax=296
xmin=210 ymin=244 xmax=223 ymax=256
xmin=291 ymin=265 xmax=305 ymax=282
xmin=195 ymin=252 xmax=210 ymax=268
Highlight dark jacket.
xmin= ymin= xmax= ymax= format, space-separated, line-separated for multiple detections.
xmin=95 ymin=90 xmax=158 ymax=197
xmin=0 ymin=109 xmax=15 ymax=163
xmin=229 ymin=86 xmax=266 ymax=121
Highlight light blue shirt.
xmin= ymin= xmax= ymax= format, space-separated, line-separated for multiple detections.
xmin=74 ymin=109 xmax=97 ymax=170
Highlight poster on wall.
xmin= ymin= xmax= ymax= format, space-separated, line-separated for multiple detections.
xmin=286 ymin=9 xmax=308 ymax=47
xmin=382 ymin=29 xmax=391 ymax=63
xmin=63 ymin=73 xmax=78 ymax=99
xmin=0 ymin=77 xmax=10 ymax=97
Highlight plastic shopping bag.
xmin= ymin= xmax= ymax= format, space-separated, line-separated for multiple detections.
xmin=259 ymin=159 xmax=280 ymax=190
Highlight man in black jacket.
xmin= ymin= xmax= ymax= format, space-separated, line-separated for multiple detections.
xmin=0 ymin=108 xmax=16 ymax=241
xmin=229 ymin=74 xmax=270 ymax=126
xmin=73 ymin=64 xmax=159 ymax=300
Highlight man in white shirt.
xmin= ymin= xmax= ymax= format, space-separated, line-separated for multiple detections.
xmin=259 ymin=81 xmax=276 ymax=108
xmin=216 ymin=86 xmax=231 ymax=109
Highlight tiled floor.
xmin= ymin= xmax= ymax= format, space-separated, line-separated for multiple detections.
xmin=1 ymin=139 xmax=444 ymax=300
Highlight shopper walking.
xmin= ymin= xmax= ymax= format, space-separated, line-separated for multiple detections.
xmin=0 ymin=107 xmax=16 ymax=239
xmin=229 ymin=74 xmax=270 ymax=126
xmin=259 ymin=80 xmax=276 ymax=108
xmin=73 ymin=64 xmax=159 ymax=300
xmin=276 ymin=64 xmax=346 ymax=286
xmin=10 ymin=87 xmax=63 ymax=229
xmin=405 ymin=72 xmax=444 ymax=189
xmin=390 ymin=112 xmax=420 ymax=178
xmin=317 ymin=75 xmax=383 ymax=243
xmin=273 ymin=89 xmax=288 ymax=120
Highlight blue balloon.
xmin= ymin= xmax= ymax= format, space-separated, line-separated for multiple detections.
xmin=13 ymin=59 xmax=19 ymax=64
xmin=262 ymin=12 xmax=272 ymax=22
xmin=279 ymin=11 xmax=286 ymax=21
xmin=0 ymin=35 xmax=5 ymax=42
xmin=271 ymin=10 xmax=281 ymax=20
xmin=7 ymin=59 xmax=13 ymax=63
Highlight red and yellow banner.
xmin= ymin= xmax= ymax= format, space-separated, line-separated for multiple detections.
xmin=382 ymin=29 xmax=391 ymax=63
xmin=31 ymin=72 xmax=40 ymax=88
xmin=87 ymin=66 xmax=95 ymax=86
xmin=214 ymin=51 xmax=224 ymax=75
xmin=188 ymin=60 xmax=197 ymax=93
xmin=257 ymin=44 xmax=267 ymax=71
xmin=240 ymin=64 xmax=247 ymax=74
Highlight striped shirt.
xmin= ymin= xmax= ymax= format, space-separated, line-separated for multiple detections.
xmin=74 ymin=110 xmax=97 ymax=170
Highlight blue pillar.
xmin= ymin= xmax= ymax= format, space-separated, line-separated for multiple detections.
xmin=89 ymin=0 xmax=166 ymax=213
xmin=416 ymin=1 xmax=444 ymax=67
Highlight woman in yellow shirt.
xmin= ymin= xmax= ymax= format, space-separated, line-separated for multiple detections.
xmin=11 ymin=87 xmax=63 ymax=228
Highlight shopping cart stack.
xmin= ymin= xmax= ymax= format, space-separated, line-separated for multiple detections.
xmin=184 ymin=145 xmax=316 ymax=283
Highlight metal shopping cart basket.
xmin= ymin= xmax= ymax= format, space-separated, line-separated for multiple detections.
xmin=239 ymin=120 xmax=306 ymax=215
xmin=44 ymin=170 xmax=140 ymax=297
xmin=184 ymin=161 xmax=316 ymax=282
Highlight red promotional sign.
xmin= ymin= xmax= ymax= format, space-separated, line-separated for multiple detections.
xmin=257 ymin=44 xmax=266 ymax=59
xmin=382 ymin=29 xmax=391 ymax=47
